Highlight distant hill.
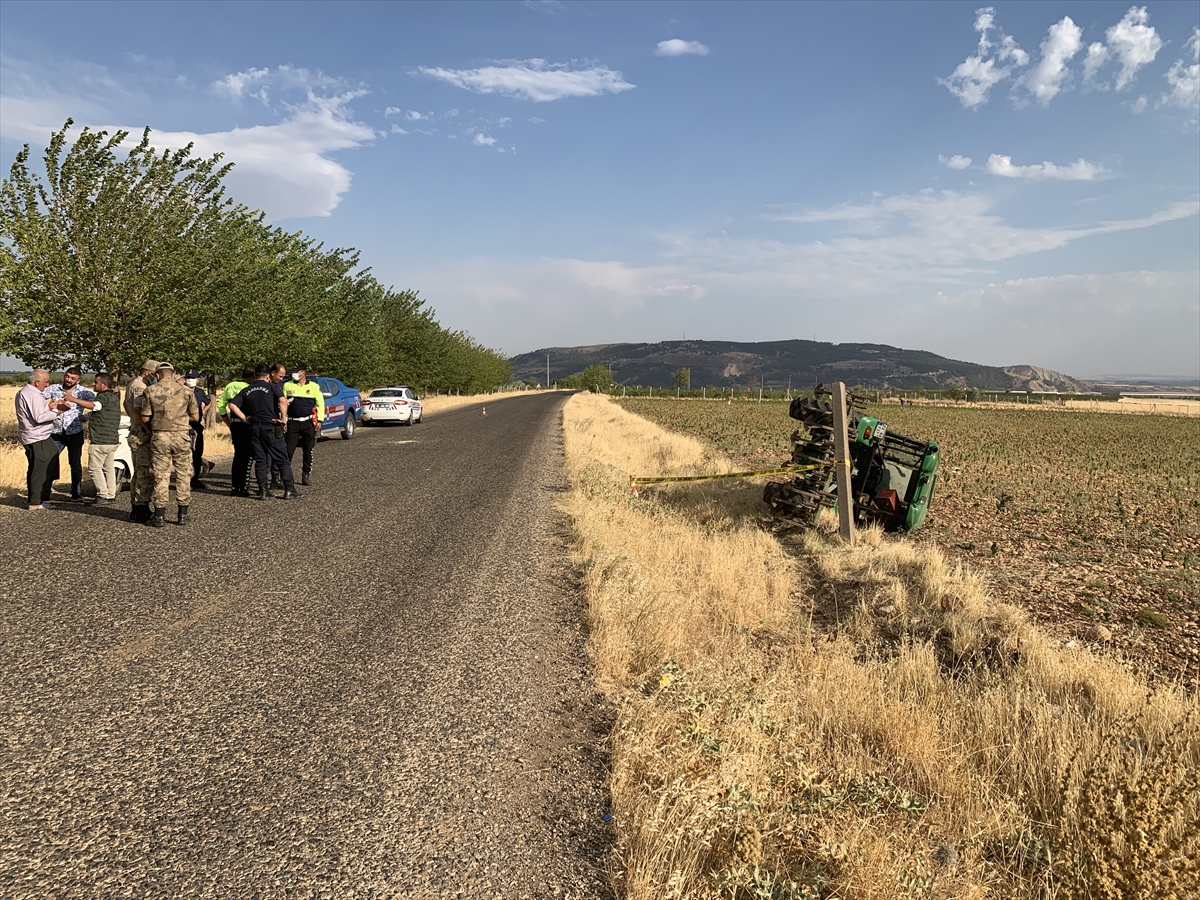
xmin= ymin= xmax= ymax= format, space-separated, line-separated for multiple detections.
xmin=511 ymin=340 xmax=1088 ymax=392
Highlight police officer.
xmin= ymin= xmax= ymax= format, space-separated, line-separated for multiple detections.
xmin=123 ymin=359 xmax=159 ymax=522
xmin=283 ymin=363 xmax=324 ymax=486
xmin=218 ymin=366 xmax=255 ymax=496
xmin=227 ymin=364 xmax=300 ymax=500
xmin=268 ymin=362 xmax=288 ymax=489
xmin=142 ymin=362 xmax=199 ymax=526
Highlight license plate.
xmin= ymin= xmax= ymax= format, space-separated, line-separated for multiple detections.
xmin=371 ymin=404 xmax=391 ymax=410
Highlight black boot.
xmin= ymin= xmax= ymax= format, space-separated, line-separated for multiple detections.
xmin=281 ymin=485 xmax=302 ymax=500
xmin=129 ymin=503 xmax=150 ymax=523
xmin=255 ymin=486 xmax=271 ymax=501
xmin=178 ymin=506 xmax=190 ymax=525
xmin=301 ymin=472 xmax=311 ymax=486
xmin=270 ymin=475 xmax=283 ymax=489
xmin=150 ymin=507 xmax=166 ymax=528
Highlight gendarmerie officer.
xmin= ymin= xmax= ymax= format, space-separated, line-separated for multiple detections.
xmin=141 ymin=362 xmax=200 ymax=527
xmin=218 ymin=366 xmax=255 ymax=496
xmin=227 ymin=364 xmax=301 ymax=500
xmin=283 ymin=363 xmax=324 ymax=486
xmin=123 ymin=359 xmax=159 ymax=522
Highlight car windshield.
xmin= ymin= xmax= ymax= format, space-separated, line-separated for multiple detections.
xmin=370 ymin=390 xmax=404 ymax=398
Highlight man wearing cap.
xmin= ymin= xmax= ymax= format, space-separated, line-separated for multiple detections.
xmin=141 ymin=362 xmax=200 ymax=526
xmin=184 ymin=369 xmax=214 ymax=490
xmin=227 ymin=363 xmax=300 ymax=500
xmin=123 ymin=359 xmax=160 ymax=523
xmin=283 ymin=363 xmax=324 ymax=486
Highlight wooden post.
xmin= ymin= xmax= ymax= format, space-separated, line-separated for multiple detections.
xmin=831 ymin=382 xmax=856 ymax=546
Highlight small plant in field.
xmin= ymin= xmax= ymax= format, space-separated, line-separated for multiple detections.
xmin=1136 ymin=608 xmax=1171 ymax=629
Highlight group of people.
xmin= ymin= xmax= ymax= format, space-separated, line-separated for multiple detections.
xmin=15 ymin=360 xmax=326 ymax=526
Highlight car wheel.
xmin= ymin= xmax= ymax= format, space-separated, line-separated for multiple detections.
xmin=116 ymin=462 xmax=131 ymax=492
xmin=413 ymin=411 xmax=422 ymax=424
xmin=342 ymin=413 xmax=356 ymax=440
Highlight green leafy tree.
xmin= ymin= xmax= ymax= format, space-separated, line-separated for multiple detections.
xmin=0 ymin=119 xmax=257 ymax=376
xmin=672 ymin=367 xmax=691 ymax=389
xmin=581 ymin=364 xmax=613 ymax=393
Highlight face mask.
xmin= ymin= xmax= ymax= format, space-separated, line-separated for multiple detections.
xmin=185 ymin=378 xmax=198 ymax=388
xmin=292 ymin=373 xmax=301 ymax=381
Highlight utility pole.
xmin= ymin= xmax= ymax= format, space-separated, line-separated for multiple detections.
xmin=546 ymin=353 xmax=550 ymax=390
xmin=759 ymin=375 xmax=763 ymax=402
xmin=831 ymin=382 xmax=856 ymax=546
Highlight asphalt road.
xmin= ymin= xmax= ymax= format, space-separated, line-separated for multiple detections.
xmin=0 ymin=392 xmax=613 ymax=899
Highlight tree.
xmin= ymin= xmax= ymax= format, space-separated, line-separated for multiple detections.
xmin=580 ymin=365 xmax=612 ymax=393
xmin=944 ymin=385 xmax=966 ymax=401
xmin=672 ymin=367 xmax=691 ymax=389
xmin=0 ymin=120 xmax=254 ymax=376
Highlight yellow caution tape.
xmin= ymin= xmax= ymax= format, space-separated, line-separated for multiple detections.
xmin=630 ymin=461 xmax=833 ymax=487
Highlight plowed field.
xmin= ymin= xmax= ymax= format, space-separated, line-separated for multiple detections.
xmin=618 ymin=397 xmax=1200 ymax=685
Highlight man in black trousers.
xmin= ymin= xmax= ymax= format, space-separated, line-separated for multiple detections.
xmin=226 ymin=364 xmax=300 ymax=500
xmin=217 ymin=366 xmax=255 ymax=496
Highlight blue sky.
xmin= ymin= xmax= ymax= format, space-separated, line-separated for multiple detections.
xmin=2 ymin=0 xmax=1197 ymax=378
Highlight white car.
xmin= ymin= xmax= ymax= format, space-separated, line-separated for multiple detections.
xmin=361 ymin=386 xmax=423 ymax=425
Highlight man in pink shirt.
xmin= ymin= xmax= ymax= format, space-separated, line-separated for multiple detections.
xmin=15 ymin=369 xmax=69 ymax=510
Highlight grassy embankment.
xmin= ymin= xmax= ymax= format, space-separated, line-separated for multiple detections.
xmin=617 ymin=398 xmax=1200 ymax=687
xmin=562 ymin=392 xmax=1198 ymax=900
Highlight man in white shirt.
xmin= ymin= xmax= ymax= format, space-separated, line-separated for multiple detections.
xmin=15 ymin=370 xmax=69 ymax=510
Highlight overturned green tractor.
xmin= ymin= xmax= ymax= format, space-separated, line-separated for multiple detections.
xmin=763 ymin=387 xmax=940 ymax=532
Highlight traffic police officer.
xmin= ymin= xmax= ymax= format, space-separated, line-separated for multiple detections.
xmin=283 ymin=363 xmax=324 ymax=485
xmin=123 ymin=359 xmax=159 ymax=522
xmin=218 ymin=366 xmax=255 ymax=496
xmin=142 ymin=362 xmax=199 ymax=526
xmin=227 ymin=364 xmax=300 ymax=500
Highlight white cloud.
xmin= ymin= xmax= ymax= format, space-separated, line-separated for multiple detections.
xmin=390 ymin=123 xmax=408 ymax=134
xmin=0 ymin=60 xmax=374 ymax=220
xmin=416 ymin=59 xmax=635 ymax=102
xmin=984 ymin=154 xmax=1107 ymax=181
xmin=146 ymin=93 xmax=375 ymax=219
xmin=1106 ymin=6 xmax=1162 ymax=90
xmin=498 ymin=116 xmax=512 ymax=126
xmin=655 ymin=39 xmax=710 ymax=57
xmin=1082 ymin=42 xmax=1110 ymax=85
xmin=384 ymin=106 xmax=401 ymax=116
xmin=523 ymin=0 xmax=564 ymax=13
xmin=406 ymin=110 xmax=430 ymax=121
xmin=938 ymin=7 xmax=1029 ymax=108
xmin=473 ymin=133 xmax=496 ymax=146
xmin=212 ymin=67 xmax=271 ymax=102
xmin=1131 ymin=94 xmax=1149 ymax=114
xmin=1159 ymin=30 xmax=1200 ymax=113
xmin=938 ymin=154 xmax=973 ymax=170
xmin=1015 ymin=16 xmax=1082 ymax=106
xmin=1161 ymin=60 xmax=1199 ymax=111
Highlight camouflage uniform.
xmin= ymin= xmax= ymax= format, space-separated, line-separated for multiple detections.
xmin=122 ymin=364 xmax=158 ymax=509
xmin=143 ymin=376 xmax=199 ymax=510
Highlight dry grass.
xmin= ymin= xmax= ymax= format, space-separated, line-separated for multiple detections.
xmin=563 ymin=393 xmax=1199 ymax=900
